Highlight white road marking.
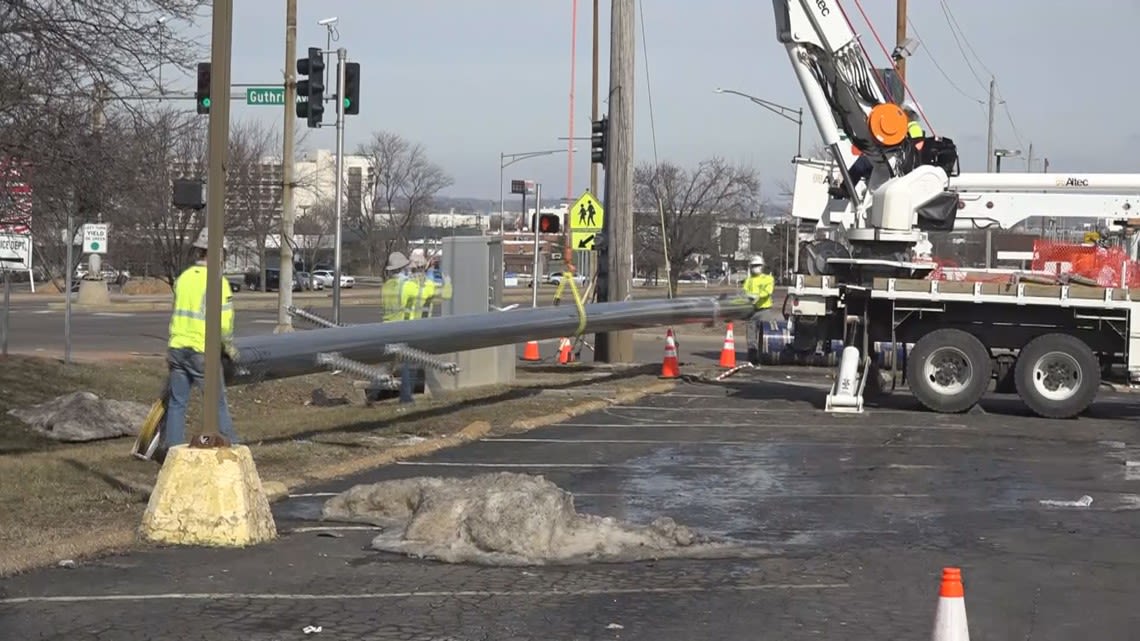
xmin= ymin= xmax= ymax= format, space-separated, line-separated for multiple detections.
xmin=287 ymin=526 xmax=382 ymax=533
xmin=552 ymin=421 xmax=973 ymax=430
xmin=573 ymin=492 xmax=931 ymax=499
xmin=288 ymin=492 xmax=340 ymax=498
xmin=395 ymin=461 xmax=946 ymax=470
xmin=0 ymin=582 xmax=849 ymax=605
xmin=92 ymin=312 xmax=135 ymax=318
xmin=250 ymin=319 xmax=278 ymax=324
xmin=484 ymin=437 xmax=975 ymax=449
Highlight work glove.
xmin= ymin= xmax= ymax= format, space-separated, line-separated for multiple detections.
xmin=223 ymin=342 xmax=240 ymax=362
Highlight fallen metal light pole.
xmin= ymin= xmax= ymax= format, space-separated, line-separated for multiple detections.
xmin=227 ymin=295 xmax=754 ymax=385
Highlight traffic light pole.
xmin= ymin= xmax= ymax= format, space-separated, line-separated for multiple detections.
xmin=332 ymin=47 xmax=346 ymax=325
xmin=276 ymin=0 xmax=297 ymax=334
xmin=531 ymin=182 xmax=542 ymax=308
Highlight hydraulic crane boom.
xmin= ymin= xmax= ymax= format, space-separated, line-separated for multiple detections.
xmin=773 ymin=0 xmax=1140 ymax=281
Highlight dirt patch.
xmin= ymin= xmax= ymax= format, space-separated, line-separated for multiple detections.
xmin=0 ymin=355 xmax=674 ymax=576
xmin=322 ymin=472 xmax=753 ymax=565
xmin=121 ymin=278 xmax=172 ymax=295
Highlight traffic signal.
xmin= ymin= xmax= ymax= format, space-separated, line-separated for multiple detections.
xmin=533 ymin=213 xmax=561 ymax=234
xmin=195 ymin=62 xmax=211 ymax=115
xmin=343 ymin=62 xmax=360 ymax=115
xmin=591 ymin=116 xmax=608 ymax=165
xmin=296 ymin=47 xmax=325 ymax=128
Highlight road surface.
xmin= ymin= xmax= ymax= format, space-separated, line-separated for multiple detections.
xmin=3 ymin=370 xmax=1138 ymax=639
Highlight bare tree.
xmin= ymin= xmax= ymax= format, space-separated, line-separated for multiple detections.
xmin=634 ymin=158 xmax=762 ymax=294
xmin=356 ymin=131 xmax=453 ymax=274
xmin=225 ymin=118 xmax=282 ymax=290
xmin=293 ymin=197 xmax=337 ymax=272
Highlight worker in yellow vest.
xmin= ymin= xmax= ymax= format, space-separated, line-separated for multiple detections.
xmin=381 ymin=251 xmax=415 ymax=322
xmin=157 ymin=227 xmax=239 ymax=459
xmin=742 ymin=255 xmax=778 ymax=366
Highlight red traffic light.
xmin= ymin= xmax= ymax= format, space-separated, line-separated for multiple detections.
xmin=538 ymin=213 xmax=561 ymax=233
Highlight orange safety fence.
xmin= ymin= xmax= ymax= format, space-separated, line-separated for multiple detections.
xmin=1031 ymin=240 xmax=1140 ymax=288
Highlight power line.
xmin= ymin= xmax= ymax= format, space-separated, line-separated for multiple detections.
xmin=937 ymin=0 xmax=995 ymax=78
xmin=637 ymin=0 xmax=659 ymax=168
xmin=935 ymin=0 xmax=988 ymax=92
xmin=906 ymin=17 xmax=983 ymax=104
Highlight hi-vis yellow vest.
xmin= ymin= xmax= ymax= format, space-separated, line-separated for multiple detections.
xmin=742 ymin=273 xmax=775 ymax=310
xmin=168 ymin=264 xmax=234 ymax=352
xmin=382 ymin=275 xmax=437 ymax=321
xmin=908 ymin=120 xmax=924 ymax=139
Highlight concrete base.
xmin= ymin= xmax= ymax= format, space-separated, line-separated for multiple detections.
xmin=139 ymin=444 xmax=277 ymax=547
xmin=76 ymin=279 xmax=110 ymax=306
xmin=426 ymin=344 xmax=516 ymax=395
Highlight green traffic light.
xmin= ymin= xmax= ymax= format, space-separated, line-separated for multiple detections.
xmin=201 ymin=97 xmax=211 ymax=107
xmin=343 ymin=97 xmax=351 ymax=108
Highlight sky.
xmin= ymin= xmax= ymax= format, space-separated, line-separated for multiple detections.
xmin=164 ymin=0 xmax=1140 ymax=207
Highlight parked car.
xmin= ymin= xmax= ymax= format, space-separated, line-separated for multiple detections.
xmin=312 ymin=269 xmax=354 ymax=289
xmin=248 ymin=268 xmax=302 ymax=292
xmin=297 ymin=271 xmax=324 ymax=290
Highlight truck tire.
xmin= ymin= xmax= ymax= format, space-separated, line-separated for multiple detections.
xmin=906 ymin=328 xmax=991 ymax=413
xmin=1014 ymin=333 xmax=1100 ymax=419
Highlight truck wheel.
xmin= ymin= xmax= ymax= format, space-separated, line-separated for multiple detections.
xmin=1014 ymin=333 xmax=1100 ymax=419
xmin=906 ymin=328 xmax=991 ymax=413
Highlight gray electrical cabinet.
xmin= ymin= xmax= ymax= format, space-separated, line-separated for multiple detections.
xmin=426 ymin=236 xmax=516 ymax=394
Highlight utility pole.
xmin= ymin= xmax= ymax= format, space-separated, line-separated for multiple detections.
xmin=588 ymin=0 xmax=601 ymax=286
xmin=590 ymin=0 xmax=600 ymax=197
xmin=276 ymin=0 xmax=297 ymax=334
xmin=895 ymin=0 xmax=907 ymax=84
xmin=986 ymin=77 xmax=996 ymax=172
xmin=202 ymin=0 xmax=234 ymax=439
xmin=595 ymin=0 xmax=635 ymax=364
xmin=1026 ymin=142 xmax=1034 ymax=172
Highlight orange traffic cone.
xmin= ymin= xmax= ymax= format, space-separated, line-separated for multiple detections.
xmin=521 ymin=340 xmax=541 ymax=361
xmin=660 ymin=329 xmax=680 ymax=379
xmin=931 ymin=567 xmax=970 ymax=641
xmin=558 ymin=337 xmax=575 ymax=364
xmin=719 ymin=322 xmax=737 ymax=369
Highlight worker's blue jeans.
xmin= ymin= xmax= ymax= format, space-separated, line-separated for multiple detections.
xmin=160 ymin=347 xmax=239 ymax=449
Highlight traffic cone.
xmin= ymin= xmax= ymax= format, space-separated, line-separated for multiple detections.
xmin=930 ymin=567 xmax=970 ymax=641
xmin=660 ymin=329 xmax=680 ymax=379
xmin=719 ymin=322 xmax=737 ymax=369
xmin=558 ymin=337 xmax=575 ymax=364
xmin=521 ymin=340 xmax=541 ymax=361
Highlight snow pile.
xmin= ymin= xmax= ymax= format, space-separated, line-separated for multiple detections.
xmin=8 ymin=391 xmax=151 ymax=442
xmin=321 ymin=472 xmax=754 ymax=565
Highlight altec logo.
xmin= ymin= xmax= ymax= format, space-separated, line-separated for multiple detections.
xmin=815 ymin=0 xmax=831 ymax=15
xmin=1056 ymin=177 xmax=1089 ymax=187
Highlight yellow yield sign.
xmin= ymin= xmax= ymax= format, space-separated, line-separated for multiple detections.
xmin=569 ymin=191 xmax=604 ymax=252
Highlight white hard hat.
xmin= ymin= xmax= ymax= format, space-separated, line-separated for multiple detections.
xmin=191 ymin=227 xmax=228 ymax=251
xmin=386 ymin=251 xmax=410 ymax=272
xmin=749 ymin=255 xmax=765 ymax=267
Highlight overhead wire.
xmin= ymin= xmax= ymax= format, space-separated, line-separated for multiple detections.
xmin=905 ymin=17 xmax=983 ymax=104
xmin=637 ymin=0 xmax=673 ymax=300
xmin=936 ymin=0 xmax=1029 ymax=151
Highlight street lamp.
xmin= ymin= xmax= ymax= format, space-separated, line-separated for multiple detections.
xmin=994 ymin=148 xmax=1021 ymax=174
xmin=498 ymin=148 xmax=573 ymax=236
xmin=715 ymin=87 xmax=805 ymax=276
xmin=714 ymin=88 xmax=804 ymax=157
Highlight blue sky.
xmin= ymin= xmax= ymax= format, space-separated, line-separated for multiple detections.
xmin=166 ymin=1 xmax=1140 ymax=204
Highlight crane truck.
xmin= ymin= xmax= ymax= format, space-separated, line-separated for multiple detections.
xmin=770 ymin=0 xmax=1140 ymax=418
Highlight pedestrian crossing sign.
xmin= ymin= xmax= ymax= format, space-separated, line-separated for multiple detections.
xmin=569 ymin=191 xmax=604 ymax=252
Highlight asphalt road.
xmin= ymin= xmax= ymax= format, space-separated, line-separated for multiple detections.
xmin=4 ymin=372 xmax=1140 ymax=639
xmin=0 ymin=300 xmax=734 ymax=366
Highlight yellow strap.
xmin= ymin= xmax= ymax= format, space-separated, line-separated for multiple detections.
xmin=550 ymin=271 xmax=588 ymax=336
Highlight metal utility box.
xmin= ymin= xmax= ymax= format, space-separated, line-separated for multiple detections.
xmin=426 ymin=236 xmax=515 ymax=394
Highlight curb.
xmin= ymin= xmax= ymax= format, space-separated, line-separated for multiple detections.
xmin=44 ymin=296 xmax=378 ymax=313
